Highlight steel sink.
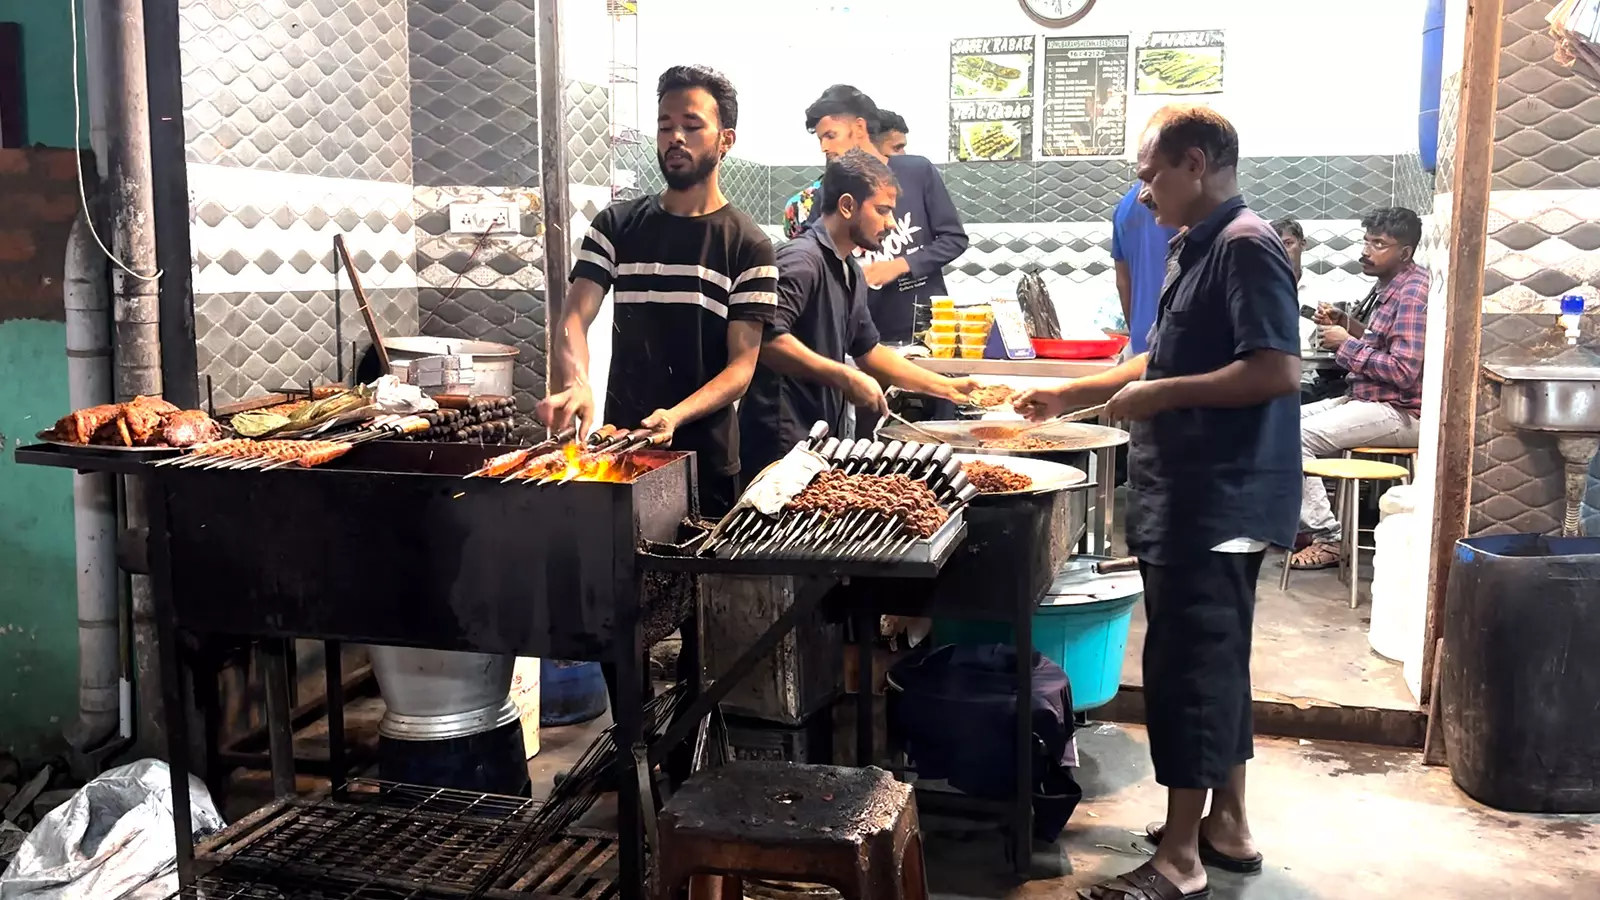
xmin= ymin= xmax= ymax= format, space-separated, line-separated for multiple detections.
xmin=1483 ymin=363 xmax=1600 ymax=433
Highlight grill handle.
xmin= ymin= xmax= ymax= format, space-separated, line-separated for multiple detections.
xmin=876 ymin=440 xmax=904 ymax=474
xmin=817 ymin=436 xmax=841 ymax=459
xmin=1093 ymin=556 xmax=1140 ymax=574
xmin=806 ymin=420 xmax=830 ymax=448
xmin=831 ymin=437 xmax=857 ymax=464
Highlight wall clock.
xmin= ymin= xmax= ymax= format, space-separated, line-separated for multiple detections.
xmin=1020 ymin=0 xmax=1096 ymax=29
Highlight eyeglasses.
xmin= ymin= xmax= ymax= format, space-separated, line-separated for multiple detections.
xmin=1362 ymin=237 xmax=1397 ymax=251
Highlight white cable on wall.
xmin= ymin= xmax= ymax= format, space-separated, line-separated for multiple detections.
xmin=70 ymin=0 xmax=163 ymax=282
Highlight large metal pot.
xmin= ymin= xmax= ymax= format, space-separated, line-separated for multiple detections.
xmin=382 ymin=336 xmax=519 ymax=398
xmin=368 ymin=646 xmax=520 ymax=741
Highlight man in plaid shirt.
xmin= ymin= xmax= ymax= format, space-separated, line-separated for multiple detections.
xmin=1290 ymin=207 xmax=1429 ymax=569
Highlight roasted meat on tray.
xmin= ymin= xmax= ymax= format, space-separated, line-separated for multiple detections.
xmin=48 ymin=397 xmax=221 ymax=448
xmin=161 ymin=409 xmax=224 ymax=447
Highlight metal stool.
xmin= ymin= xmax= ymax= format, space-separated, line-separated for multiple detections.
xmin=1344 ymin=446 xmax=1417 ymax=510
xmin=1282 ymin=457 xmax=1411 ymax=608
xmin=654 ymin=762 xmax=927 ymax=900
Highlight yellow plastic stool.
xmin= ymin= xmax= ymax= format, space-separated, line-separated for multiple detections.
xmin=1283 ymin=457 xmax=1411 ymax=608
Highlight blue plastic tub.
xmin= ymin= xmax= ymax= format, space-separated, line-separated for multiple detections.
xmin=931 ymin=556 xmax=1142 ymax=712
xmin=539 ymin=659 xmax=608 ymax=726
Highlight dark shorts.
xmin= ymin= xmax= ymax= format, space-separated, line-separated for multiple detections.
xmin=1140 ymin=550 xmax=1263 ymax=790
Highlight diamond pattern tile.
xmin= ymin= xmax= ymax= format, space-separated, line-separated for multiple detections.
xmin=768 ymin=165 xmax=820 ymax=225
xmin=1325 ymin=155 xmax=1396 ymax=218
xmin=1493 ymin=0 xmax=1600 ymax=190
xmin=1395 ymin=148 xmax=1435 ymax=214
xmin=187 ymin=164 xmax=417 ymax=296
xmin=195 ymin=287 xmax=416 ymax=404
xmin=411 ymin=77 xmax=539 ymax=187
xmin=1482 ymin=189 xmax=1600 ymax=314
xmin=179 ymin=0 xmax=412 ymax=182
xmin=1471 ymin=312 xmax=1600 ymax=535
xmin=1437 ymin=71 xmax=1462 ymax=195
xmin=1239 ymin=157 xmax=1323 ymax=222
xmin=567 ymin=81 xmax=613 ymax=188
xmin=1035 ymin=160 xmax=1129 ymax=221
xmin=408 ymin=0 xmax=539 ymax=84
xmin=945 ymin=162 xmax=1036 ymax=223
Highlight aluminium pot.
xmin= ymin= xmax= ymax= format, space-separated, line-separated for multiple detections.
xmin=368 ymin=645 xmax=520 ymax=742
xmin=382 ymin=336 xmax=519 ymax=399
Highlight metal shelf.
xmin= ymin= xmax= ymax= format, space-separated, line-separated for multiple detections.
xmin=168 ymin=780 xmax=622 ymax=900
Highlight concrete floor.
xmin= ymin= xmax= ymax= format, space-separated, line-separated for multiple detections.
xmin=528 ymin=716 xmax=1600 ymax=899
xmin=1099 ymin=486 xmax=1416 ymax=713
xmin=1121 ymin=555 xmax=1417 ymax=712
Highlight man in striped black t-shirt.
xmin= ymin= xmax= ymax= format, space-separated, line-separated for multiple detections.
xmin=539 ymin=65 xmax=777 ymax=518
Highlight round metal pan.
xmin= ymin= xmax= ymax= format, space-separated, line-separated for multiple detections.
xmin=878 ymin=418 xmax=1130 ymax=457
xmin=953 ymin=453 xmax=1087 ymax=497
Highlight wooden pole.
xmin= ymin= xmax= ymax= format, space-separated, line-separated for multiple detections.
xmin=1421 ymin=0 xmax=1506 ymax=705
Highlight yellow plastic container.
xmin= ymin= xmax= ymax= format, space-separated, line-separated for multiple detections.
xmin=960 ymin=323 xmax=991 ymax=340
xmin=931 ymin=296 xmax=956 ymax=311
xmin=929 ymin=321 xmax=958 ymax=337
xmin=927 ymin=337 xmax=957 ymax=358
xmin=960 ymin=306 xmax=992 ymax=323
xmin=959 ymin=344 xmax=986 ymax=359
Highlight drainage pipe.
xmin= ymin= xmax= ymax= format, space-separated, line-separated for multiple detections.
xmin=102 ymin=0 xmax=164 ymax=760
xmin=62 ymin=213 xmax=123 ymax=757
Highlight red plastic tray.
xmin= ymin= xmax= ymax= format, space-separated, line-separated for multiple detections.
xmin=1030 ymin=335 xmax=1129 ymax=360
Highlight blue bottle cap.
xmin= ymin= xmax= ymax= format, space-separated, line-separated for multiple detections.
xmin=1561 ymin=294 xmax=1585 ymax=315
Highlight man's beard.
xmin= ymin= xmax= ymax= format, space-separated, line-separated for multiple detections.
xmin=658 ymin=150 xmax=718 ymax=190
xmin=849 ymin=220 xmax=886 ymax=253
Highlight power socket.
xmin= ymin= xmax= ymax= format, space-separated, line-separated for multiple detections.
xmin=448 ymin=201 xmax=520 ymax=235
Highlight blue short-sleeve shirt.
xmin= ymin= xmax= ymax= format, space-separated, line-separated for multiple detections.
xmin=1125 ymin=196 xmax=1303 ymax=564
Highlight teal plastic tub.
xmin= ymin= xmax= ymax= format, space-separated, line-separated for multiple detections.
xmin=931 ymin=556 xmax=1142 ymax=712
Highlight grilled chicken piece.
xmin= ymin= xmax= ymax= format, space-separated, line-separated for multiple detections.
xmin=160 ymin=410 xmax=222 ymax=447
xmin=122 ymin=403 xmax=166 ymax=445
xmin=51 ymin=404 xmax=123 ymax=444
xmin=294 ymin=443 xmax=351 ymax=467
xmin=128 ymin=395 xmax=179 ymax=415
xmin=473 ymin=447 xmax=534 ymax=478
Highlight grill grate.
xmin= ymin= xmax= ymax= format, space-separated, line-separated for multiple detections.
xmin=169 ymin=780 xmax=620 ymax=900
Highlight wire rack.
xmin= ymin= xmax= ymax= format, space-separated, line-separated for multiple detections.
xmin=167 ymin=779 xmax=621 ymax=900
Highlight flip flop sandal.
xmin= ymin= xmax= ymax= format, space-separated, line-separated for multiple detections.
xmin=1290 ymin=543 xmax=1341 ymax=570
xmin=1076 ymin=862 xmax=1212 ymax=900
xmin=1145 ymin=822 xmax=1264 ymax=874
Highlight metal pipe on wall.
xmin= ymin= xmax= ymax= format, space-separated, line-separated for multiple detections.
xmin=537 ymin=0 xmax=573 ymax=402
xmin=63 ymin=214 xmax=124 ymax=762
xmin=102 ymin=0 xmax=165 ymax=762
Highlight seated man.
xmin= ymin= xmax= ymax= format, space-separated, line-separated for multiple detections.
xmin=1291 ymin=207 xmax=1428 ymax=569
xmin=1273 ymin=217 xmax=1306 ymax=289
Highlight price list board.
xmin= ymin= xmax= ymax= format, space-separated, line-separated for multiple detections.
xmin=1039 ymin=35 xmax=1130 ymax=158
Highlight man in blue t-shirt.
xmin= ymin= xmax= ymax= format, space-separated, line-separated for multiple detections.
xmin=1111 ymin=183 xmax=1178 ymax=354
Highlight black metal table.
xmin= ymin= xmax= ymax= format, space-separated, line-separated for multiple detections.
xmin=16 ymin=439 xmax=967 ymax=898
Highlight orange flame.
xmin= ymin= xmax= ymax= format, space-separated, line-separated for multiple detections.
xmin=554 ymin=442 xmax=634 ymax=483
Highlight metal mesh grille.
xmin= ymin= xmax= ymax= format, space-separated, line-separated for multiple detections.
xmin=170 ymin=780 xmax=619 ymax=900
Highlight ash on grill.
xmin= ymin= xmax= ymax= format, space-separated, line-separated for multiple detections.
xmin=702 ymin=425 xmax=979 ymax=562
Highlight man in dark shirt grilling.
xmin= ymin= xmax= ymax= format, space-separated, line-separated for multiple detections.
xmin=1016 ymin=106 xmax=1301 ymax=900
xmin=741 ymin=149 xmax=976 ymax=475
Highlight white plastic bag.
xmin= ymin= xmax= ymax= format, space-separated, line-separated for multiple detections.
xmin=0 ymin=760 xmax=224 ymax=900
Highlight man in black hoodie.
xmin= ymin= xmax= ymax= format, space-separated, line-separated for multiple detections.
xmin=781 ymin=85 xmax=969 ymax=343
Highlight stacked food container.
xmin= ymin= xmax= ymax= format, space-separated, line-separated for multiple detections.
xmin=926 ymin=297 xmax=994 ymax=359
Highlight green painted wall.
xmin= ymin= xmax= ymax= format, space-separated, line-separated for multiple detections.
xmin=0 ymin=319 xmax=77 ymax=760
xmin=0 ymin=5 xmax=88 ymax=760
xmin=0 ymin=0 xmax=91 ymax=149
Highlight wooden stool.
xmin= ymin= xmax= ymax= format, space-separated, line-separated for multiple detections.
xmin=1282 ymin=457 xmax=1411 ymax=608
xmin=655 ymin=762 xmax=927 ymax=900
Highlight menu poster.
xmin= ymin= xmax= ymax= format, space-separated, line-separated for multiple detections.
xmin=949 ymin=99 xmax=1035 ymax=162
xmin=1040 ymin=35 xmax=1129 ymax=158
xmin=1135 ymin=30 xmax=1225 ymax=95
xmin=949 ymin=35 xmax=1036 ymax=100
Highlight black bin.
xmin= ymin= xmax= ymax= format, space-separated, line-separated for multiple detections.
xmin=1440 ymin=534 xmax=1600 ymax=813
